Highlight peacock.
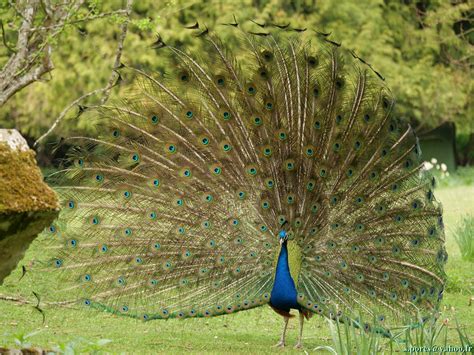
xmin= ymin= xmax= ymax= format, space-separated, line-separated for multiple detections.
xmin=42 ymin=21 xmax=447 ymax=348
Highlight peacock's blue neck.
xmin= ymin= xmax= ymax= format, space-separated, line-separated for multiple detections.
xmin=270 ymin=241 xmax=300 ymax=311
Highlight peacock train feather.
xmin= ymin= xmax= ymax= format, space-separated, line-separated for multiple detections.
xmin=41 ymin=22 xmax=446 ymax=343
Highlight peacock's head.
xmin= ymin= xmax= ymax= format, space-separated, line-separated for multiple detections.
xmin=279 ymin=230 xmax=288 ymax=245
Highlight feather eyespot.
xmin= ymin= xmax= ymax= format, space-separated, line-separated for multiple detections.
xmin=276 ymin=129 xmax=288 ymax=140
xmin=261 ymin=49 xmax=274 ymax=61
xmin=312 ymin=85 xmax=320 ymax=97
xmin=286 ymin=194 xmax=295 ymax=204
xmin=310 ymin=203 xmax=320 ymax=213
xmin=180 ymin=168 xmax=192 ymax=178
xmin=165 ymin=143 xmax=177 ymax=154
xmin=382 ymin=96 xmax=392 ymax=110
xmin=262 ymin=145 xmax=272 ymax=157
xmin=284 ymin=159 xmax=295 ymax=171
xmin=265 ymin=178 xmax=274 ymax=189
xmin=210 ymin=164 xmax=222 ymax=176
xmin=74 ymin=158 xmax=85 ymax=168
xmin=215 ymin=75 xmax=225 ymax=86
xmin=246 ymin=165 xmax=258 ymax=176
xmin=335 ymin=77 xmax=344 ymax=89
xmin=54 ymin=259 xmax=63 ymax=268
xmin=253 ymin=116 xmax=263 ymax=126
xmin=305 ymin=146 xmax=315 ymax=157
xmin=307 ymin=56 xmax=318 ymax=67
xmin=150 ymin=115 xmax=159 ymax=124
xmin=222 ymin=111 xmax=231 ymax=121
xmin=246 ymin=84 xmax=256 ymax=95
xmin=178 ymin=70 xmax=190 ymax=82
xmin=258 ymin=67 xmax=269 ymax=79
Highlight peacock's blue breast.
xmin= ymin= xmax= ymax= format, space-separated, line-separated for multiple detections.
xmin=270 ymin=242 xmax=300 ymax=311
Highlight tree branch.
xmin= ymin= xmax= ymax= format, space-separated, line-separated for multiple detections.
xmin=34 ymin=0 xmax=134 ymax=147
xmin=101 ymin=0 xmax=133 ymax=104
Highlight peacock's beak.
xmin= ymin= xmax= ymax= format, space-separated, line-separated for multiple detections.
xmin=279 ymin=238 xmax=284 ymax=245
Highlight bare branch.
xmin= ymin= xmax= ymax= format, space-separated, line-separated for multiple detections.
xmin=101 ymin=0 xmax=133 ymax=104
xmin=28 ymin=9 xmax=128 ymax=32
xmin=34 ymin=86 xmax=110 ymax=147
xmin=34 ymin=0 xmax=134 ymax=147
xmin=0 ymin=0 xmax=129 ymax=107
xmin=0 ymin=20 xmax=17 ymax=53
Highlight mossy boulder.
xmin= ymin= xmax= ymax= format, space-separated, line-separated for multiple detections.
xmin=0 ymin=129 xmax=59 ymax=284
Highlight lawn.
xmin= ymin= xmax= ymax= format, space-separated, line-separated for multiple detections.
xmin=0 ymin=184 xmax=473 ymax=353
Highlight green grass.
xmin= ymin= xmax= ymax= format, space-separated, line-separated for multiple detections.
xmin=1 ymin=184 xmax=473 ymax=353
xmin=453 ymin=215 xmax=474 ymax=262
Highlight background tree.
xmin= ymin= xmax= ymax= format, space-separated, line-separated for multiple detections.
xmin=0 ymin=0 xmax=472 ymax=164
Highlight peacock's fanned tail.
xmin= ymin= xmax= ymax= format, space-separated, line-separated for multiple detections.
xmin=43 ymin=25 xmax=446 ymax=326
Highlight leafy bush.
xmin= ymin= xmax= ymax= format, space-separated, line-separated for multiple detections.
xmin=454 ymin=215 xmax=474 ymax=262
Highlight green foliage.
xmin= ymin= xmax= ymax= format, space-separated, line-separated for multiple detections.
xmin=2 ymin=330 xmax=44 ymax=349
xmin=52 ymin=337 xmax=112 ymax=355
xmin=314 ymin=317 xmax=384 ymax=354
xmin=316 ymin=310 xmax=473 ymax=354
xmin=454 ymin=215 xmax=474 ymax=262
xmin=1 ymin=330 xmax=112 ymax=354
xmin=395 ymin=314 xmax=449 ymax=352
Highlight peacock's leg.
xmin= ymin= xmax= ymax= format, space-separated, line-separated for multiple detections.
xmin=273 ymin=316 xmax=290 ymax=347
xmin=294 ymin=312 xmax=304 ymax=348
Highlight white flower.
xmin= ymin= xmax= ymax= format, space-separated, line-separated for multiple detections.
xmin=441 ymin=163 xmax=447 ymax=172
xmin=436 ymin=164 xmax=440 ymax=170
xmin=423 ymin=162 xmax=434 ymax=170
xmin=431 ymin=158 xmax=438 ymax=164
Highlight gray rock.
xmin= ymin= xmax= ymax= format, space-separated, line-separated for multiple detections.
xmin=0 ymin=129 xmax=59 ymax=284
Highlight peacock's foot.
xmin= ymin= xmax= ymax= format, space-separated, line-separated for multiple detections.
xmin=294 ymin=342 xmax=303 ymax=349
xmin=273 ymin=341 xmax=285 ymax=348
